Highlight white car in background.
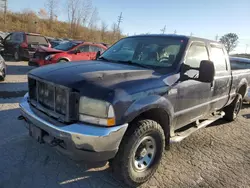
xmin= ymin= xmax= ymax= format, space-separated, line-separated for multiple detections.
xmin=230 ymin=57 xmax=250 ymax=102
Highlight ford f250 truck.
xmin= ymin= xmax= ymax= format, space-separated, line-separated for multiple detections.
xmin=19 ymin=35 xmax=250 ymax=187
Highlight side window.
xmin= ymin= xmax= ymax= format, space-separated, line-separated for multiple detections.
xmin=78 ymin=45 xmax=90 ymax=52
xmin=185 ymin=43 xmax=209 ymax=68
xmin=90 ymin=45 xmax=103 ymax=52
xmin=13 ymin=33 xmax=23 ymax=43
xmin=210 ymin=46 xmax=227 ymax=71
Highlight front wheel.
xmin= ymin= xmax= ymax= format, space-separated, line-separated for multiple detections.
xmin=223 ymin=94 xmax=243 ymax=121
xmin=110 ymin=120 xmax=165 ymax=187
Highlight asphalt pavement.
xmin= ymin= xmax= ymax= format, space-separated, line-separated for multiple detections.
xmin=0 ymin=61 xmax=250 ymax=188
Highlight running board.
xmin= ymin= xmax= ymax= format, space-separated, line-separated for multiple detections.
xmin=170 ymin=111 xmax=225 ymax=143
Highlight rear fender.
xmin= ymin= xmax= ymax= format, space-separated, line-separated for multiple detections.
xmin=237 ymin=78 xmax=248 ymax=97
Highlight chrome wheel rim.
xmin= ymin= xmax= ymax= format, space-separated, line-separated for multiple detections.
xmin=234 ymin=98 xmax=241 ymax=117
xmin=133 ymin=136 xmax=156 ymax=172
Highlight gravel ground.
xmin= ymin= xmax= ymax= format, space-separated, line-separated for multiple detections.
xmin=0 ymin=61 xmax=250 ymax=188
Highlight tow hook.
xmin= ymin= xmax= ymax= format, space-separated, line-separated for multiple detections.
xmin=18 ymin=115 xmax=25 ymax=120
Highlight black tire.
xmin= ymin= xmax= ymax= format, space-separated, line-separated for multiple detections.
xmin=14 ymin=50 xmax=20 ymax=61
xmin=110 ymin=119 xmax=166 ymax=187
xmin=223 ymin=94 xmax=243 ymax=121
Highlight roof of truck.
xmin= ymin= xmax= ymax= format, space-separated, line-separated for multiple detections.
xmin=128 ymin=34 xmax=219 ymax=44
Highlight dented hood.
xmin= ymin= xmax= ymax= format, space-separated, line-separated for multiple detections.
xmin=36 ymin=46 xmax=63 ymax=53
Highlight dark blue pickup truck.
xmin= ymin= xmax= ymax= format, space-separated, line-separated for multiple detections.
xmin=19 ymin=35 xmax=250 ymax=187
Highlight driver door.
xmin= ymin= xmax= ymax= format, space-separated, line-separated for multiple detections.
xmin=71 ymin=45 xmax=91 ymax=61
xmin=174 ymin=42 xmax=212 ymax=129
xmin=3 ymin=33 xmax=14 ymax=55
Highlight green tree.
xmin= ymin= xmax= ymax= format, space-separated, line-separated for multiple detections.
xmin=219 ymin=33 xmax=239 ymax=53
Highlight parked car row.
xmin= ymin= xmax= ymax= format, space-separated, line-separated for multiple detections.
xmin=29 ymin=41 xmax=107 ymax=66
xmin=0 ymin=31 xmax=109 ymax=67
xmin=2 ymin=32 xmax=50 ymax=61
xmin=19 ymin=34 xmax=250 ymax=187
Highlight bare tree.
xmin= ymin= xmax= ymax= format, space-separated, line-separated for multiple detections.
xmin=88 ymin=7 xmax=99 ymax=29
xmin=46 ymin=0 xmax=58 ymax=23
xmin=67 ymin=0 xmax=92 ymax=38
xmin=0 ymin=0 xmax=7 ymax=30
xmin=38 ymin=8 xmax=48 ymax=19
xmin=101 ymin=21 xmax=108 ymax=40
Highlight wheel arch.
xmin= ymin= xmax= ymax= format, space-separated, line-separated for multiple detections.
xmin=57 ymin=57 xmax=70 ymax=62
xmin=236 ymin=79 xmax=248 ymax=98
xmin=123 ymin=95 xmax=174 ymax=148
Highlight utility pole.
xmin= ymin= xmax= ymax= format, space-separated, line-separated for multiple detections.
xmin=160 ymin=25 xmax=166 ymax=34
xmin=215 ymin=34 xmax=219 ymax=41
xmin=245 ymin=44 xmax=249 ymax=54
xmin=117 ymin=12 xmax=123 ymax=32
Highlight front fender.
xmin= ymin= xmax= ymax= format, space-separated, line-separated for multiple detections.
xmin=123 ymin=95 xmax=174 ymax=126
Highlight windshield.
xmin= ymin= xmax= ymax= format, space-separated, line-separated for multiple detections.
xmin=54 ymin=41 xmax=79 ymax=51
xmin=100 ymin=36 xmax=186 ymax=69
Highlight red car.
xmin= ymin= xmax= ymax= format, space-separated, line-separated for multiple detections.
xmin=29 ymin=41 xmax=107 ymax=66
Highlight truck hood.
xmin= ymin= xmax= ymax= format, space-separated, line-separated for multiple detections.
xmin=29 ymin=61 xmax=171 ymax=101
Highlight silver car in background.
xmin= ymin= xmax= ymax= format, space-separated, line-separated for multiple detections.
xmin=230 ymin=57 xmax=250 ymax=102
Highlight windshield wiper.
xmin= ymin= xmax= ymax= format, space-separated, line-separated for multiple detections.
xmin=117 ymin=60 xmax=152 ymax=69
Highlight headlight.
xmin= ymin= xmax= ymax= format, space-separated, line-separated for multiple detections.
xmin=45 ymin=54 xmax=55 ymax=60
xmin=79 ymin=96 xmax=115 ymax=126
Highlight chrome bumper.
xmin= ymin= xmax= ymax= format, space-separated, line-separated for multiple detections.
xmin=19 ymin=94 xmax=128 ymax=161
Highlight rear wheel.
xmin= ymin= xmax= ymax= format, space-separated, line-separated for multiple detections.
xmin=223 ymin=94 xmax=243 ymax=121
xmin=14 ymin=51 xmax=20 ymax=61
xmin=110 ymin=119 xmax=165 ymax=187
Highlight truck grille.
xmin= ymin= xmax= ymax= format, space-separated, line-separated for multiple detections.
xmin=28 ymin=76 xmax=79 ymax=123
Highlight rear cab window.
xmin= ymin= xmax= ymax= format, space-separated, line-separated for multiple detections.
xmin=209 ymin=45 xmax=228 ymax=72
xmin=26 ymin=34 xmax=48 ymax=45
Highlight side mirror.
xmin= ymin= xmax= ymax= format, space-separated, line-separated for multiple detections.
xmin=198 ymin=60 xmax=215 ymax=83
xmin=95 ymin=51 xmax=101 ymax=60
xmin=180 ymin=60 xmax=215 ymax=83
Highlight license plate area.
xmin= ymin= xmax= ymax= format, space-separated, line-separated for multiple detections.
xmin=29 ymin=124 xmax=43 ymax=143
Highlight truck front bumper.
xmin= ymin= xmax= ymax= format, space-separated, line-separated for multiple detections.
xmin=19 ymin=94 xmax=128 ymax=161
